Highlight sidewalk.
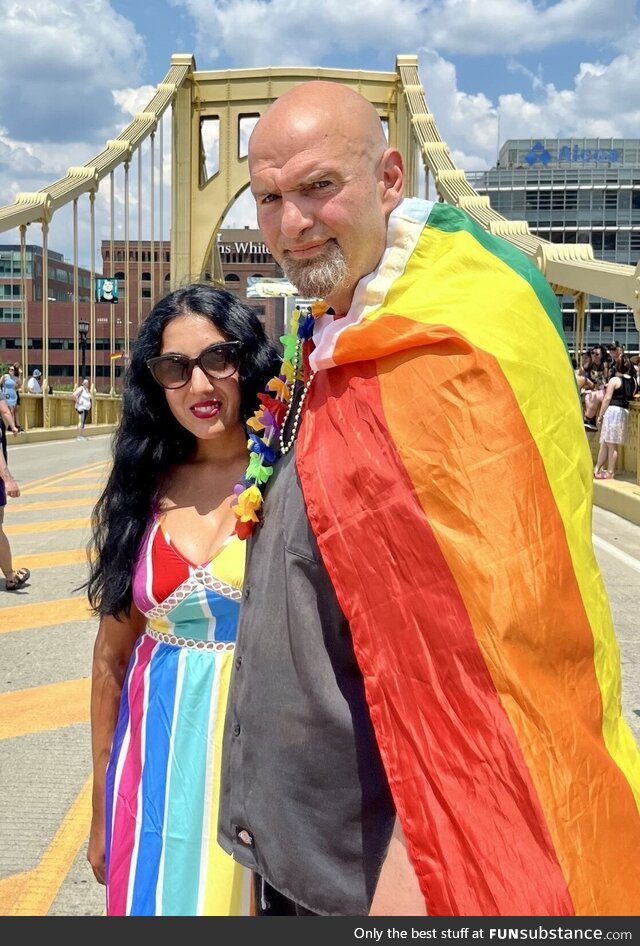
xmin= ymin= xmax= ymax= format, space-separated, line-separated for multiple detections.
xmin=584 ymin=426 xmax=640 ymax=527
xmin=592 ymin=471 xmax=640 ymax=527
xmin=8 ymin=424 xmax=117 ymax=445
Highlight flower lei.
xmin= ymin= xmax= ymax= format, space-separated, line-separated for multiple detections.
xmin=231 ymin=301 xmax=326 ymax=539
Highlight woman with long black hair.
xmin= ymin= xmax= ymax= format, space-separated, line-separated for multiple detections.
xmin=86 ymin=283 xmax=279 ymax=915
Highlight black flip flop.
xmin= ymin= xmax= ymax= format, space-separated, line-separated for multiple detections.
xmin=6 ymin=567 xmax=30 ymax=591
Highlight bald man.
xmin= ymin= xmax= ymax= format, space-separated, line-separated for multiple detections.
xmin=218 ymin=82 xmax=640 ymax=917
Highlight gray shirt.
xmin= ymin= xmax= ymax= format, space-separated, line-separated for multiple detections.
xmin=218 ymin=444 xmax=395 ymax=916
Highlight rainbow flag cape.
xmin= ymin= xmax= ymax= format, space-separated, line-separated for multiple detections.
xmin=296 ymin=198 xmax=640 ymax=916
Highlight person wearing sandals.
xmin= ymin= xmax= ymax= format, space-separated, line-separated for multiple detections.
xmin=0 ymin=392 xmax=30 ymax=592
xmin=594 ymin=353 xmax=636 ymax=479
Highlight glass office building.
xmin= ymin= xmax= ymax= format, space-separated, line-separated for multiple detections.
xmin=467 ymin=138 xmax=640 ymax=353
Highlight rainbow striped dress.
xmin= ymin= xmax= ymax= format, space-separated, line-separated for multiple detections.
xmin=104 ymin=515 xmax=251 ymax=916
xmin=297 ymin=197 xmax=640 ymax=915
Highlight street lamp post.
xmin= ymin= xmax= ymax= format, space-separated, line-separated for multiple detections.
xmin=78 ymin=320 xmax=89 ymax=379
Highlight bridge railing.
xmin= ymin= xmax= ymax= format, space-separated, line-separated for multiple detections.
xmin=1 ymin=53 xmax=639 ymax=471
xmin=14 ymin=391 xmax=121 ymax=434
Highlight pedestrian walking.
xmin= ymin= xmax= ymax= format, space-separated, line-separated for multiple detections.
xmin=73 ymin=378 xmax=92 ymax=439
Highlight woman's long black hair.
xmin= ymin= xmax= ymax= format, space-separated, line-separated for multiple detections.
xmin=86 ymin=283 xmax=280 ymax=617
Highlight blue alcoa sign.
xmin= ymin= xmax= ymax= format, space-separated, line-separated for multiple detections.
xmin=557 ymin=144 xmax=619 ymax=163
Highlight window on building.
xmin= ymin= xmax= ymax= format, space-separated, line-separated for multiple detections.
xmin=618 ymin=190 xmax=631 ymax=211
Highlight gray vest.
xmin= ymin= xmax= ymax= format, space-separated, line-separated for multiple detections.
xmin=218 ymin=447 xmax=395 ymax=915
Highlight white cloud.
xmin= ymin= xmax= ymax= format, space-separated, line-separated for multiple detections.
xmin=172 ymin=0 xmax=433 ymax=66
xmin=1 ymin=0 xmax=640 ymax=263
xmin=171 ymin=0 xmax=637 ymax=64
xmin=426 ymin=0 xmax=637 ymax=55
xmin=0 ymin=0 xmax=146 ymax=142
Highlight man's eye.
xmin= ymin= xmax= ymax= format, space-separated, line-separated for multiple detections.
xmin=309 ymin=180 xmax=332 ymax=190
xmin=260 ymin=193 xmax=280 ymax=205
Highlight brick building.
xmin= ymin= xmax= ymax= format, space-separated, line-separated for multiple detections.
xmin=0 ymin=230 xmax=286 ymax=389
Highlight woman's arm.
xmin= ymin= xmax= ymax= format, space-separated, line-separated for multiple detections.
xmin=0 ymin=397 xmax=17 ymax=433
xmin=369 ymin=817 xmax=428 ymax=916
xmin=596 ymin=377 xmax=620 ymax=426
xmin=87 ymin=608 xmax=145 ymax=884
xmin=0 ymin=447 xmax=19 ymax=497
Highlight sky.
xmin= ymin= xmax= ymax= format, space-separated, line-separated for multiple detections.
xmin=1 ymin=0 xmax=639 ymax=259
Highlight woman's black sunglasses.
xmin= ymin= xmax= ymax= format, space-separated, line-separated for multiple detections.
xmin=147 ymin=341 xmax=242 ymax=389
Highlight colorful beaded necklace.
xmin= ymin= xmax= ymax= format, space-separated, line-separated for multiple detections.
xmin=231 ymin=300 xmax=326 ymax=539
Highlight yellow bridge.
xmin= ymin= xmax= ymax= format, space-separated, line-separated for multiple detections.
xmin=0 ymin=54 xmax=638 ymax=475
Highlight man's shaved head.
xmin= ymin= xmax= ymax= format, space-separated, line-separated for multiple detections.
xmin=249 ymin=81 xmax=389 ymax=170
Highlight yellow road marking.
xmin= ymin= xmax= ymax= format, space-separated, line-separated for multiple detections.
xmin=13 ymin=549 xmax=91 ymax=570
xmin=2 ymin=776 xmax=93 ymax=916
xmin=0 ymin=457 xmax=109 ymax=916
xmin=25 ymin=482 xmax=104 ymax=495
xmin=0 ymin=677 xmax=91 ymax=739
xmin=0 ymin=871 xmax=31 ymax=915
xmin=9 ymin=498 xmax=95 ymax=513
xmin=1 ymin=597 xmax=93 ymax=634
xmin=20 ymin=461 xmax=108 ymax=495
xmin=6 ymin=518 xmax=90 ymax=536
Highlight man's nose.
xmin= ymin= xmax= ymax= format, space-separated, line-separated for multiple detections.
xmin=280 ymin=197 xmax=312 ymax=238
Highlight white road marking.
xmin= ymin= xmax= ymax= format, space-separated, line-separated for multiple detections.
xmin=593 ymin=534 xmax=640 ymax=574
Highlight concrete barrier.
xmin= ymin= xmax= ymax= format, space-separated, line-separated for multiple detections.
xmin=15 ymin=391 xmax=122 ymax=435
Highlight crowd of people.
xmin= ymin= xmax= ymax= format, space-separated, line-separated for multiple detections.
xmin=85 ymin=79 xmax=639 ymax=917
xmin=576 ymin=341 xmax=639 ymax=478
xmin=0 ymin=367 xmax=93 ymax=438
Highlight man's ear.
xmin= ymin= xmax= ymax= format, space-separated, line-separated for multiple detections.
xmin=380 ymin=148 xmax=404 ymax=211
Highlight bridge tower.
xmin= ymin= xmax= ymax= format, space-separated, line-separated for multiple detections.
xmin=170 ymin=55 xmax=419 ymax=288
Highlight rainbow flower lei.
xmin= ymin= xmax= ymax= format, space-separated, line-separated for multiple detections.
xmin=232 ymin=301 xmax=325 ymax=539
